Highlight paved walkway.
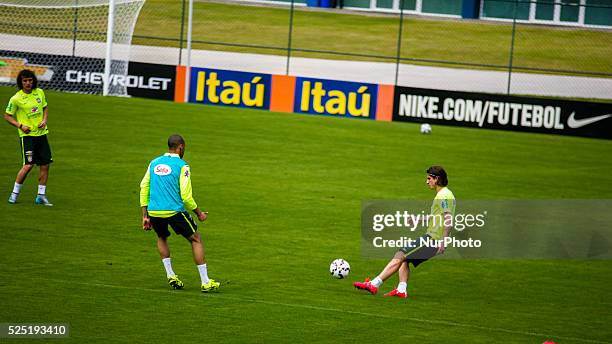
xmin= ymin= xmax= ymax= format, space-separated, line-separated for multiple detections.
xmin=2 ymin=33 xmax=611 ymax=99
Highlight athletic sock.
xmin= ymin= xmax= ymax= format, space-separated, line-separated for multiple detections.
xmin=162 ymin=258 xmax=176 ymax=278
xmin=397 ymin=282 xmax=407 ymax=293
xmin=37 ymin=185 xmax=46 ymax=195
xmin=12 ymin=183 xmax=22 ymax=194
xmin=371 ymin=276 xmax=383 ymax=287
xmin=197 ymin=264 xmax=210 ymax=284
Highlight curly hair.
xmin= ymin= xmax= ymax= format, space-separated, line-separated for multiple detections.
xmin=16 ymin=69 xmax=38 ymax=90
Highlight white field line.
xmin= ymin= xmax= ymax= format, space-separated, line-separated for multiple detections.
xmin=31 ymin=276 xmax=611 ymax=344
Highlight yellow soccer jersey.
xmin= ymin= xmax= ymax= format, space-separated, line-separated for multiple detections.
xmin=5 ymin=88 xmax=48 ymax=137
xmin=426 ymin=187 xmax=456 ymax=240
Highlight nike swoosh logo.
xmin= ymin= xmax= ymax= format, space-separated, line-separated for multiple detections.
xmin=567 ymin=112 xmax=612 ymax=129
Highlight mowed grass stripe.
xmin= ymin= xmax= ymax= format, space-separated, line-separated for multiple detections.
xmin=20 ymin=276 xmax=612 ymax=344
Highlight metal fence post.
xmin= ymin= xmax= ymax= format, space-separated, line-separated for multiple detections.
xmin=184 ymin=0 xmax=193 ymax=102
xmin=394 ymin=0 xmax=405 ymax=86
xmin=72 ymin=0 xmax=79 ymax=56
xmin=286 ymin=0 xmax=295 ymax=75
xmin=507 ymin=0 xmax=518 ymax=95
xmin=178 ymin=0 xmax=186 ymax=65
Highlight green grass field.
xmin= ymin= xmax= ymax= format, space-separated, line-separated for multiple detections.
xmin=0 ymin=85 xmax=611 ymax=343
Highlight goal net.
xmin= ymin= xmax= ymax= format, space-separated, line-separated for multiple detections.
xmin=0 ymin=0 xmax=145 ymax=96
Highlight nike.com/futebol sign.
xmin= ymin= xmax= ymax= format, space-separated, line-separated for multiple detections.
xmin=392 ymin=86 xmax=612 ymax=139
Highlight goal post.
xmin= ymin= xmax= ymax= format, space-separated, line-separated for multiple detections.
xmin=0 ymin=0 xmax=145 ymax=96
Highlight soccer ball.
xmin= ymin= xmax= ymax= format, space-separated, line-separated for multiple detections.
xmin=420 ymin=123 xmax=432 ymax=134
xmin=329 ymin=259 xmax=350 ymax=279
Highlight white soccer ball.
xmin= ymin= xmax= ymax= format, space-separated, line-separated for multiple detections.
xmin=420 ymin=123 xmax=432 ymax=134
xmin=329 ymin=259 xmax=350 ymax=279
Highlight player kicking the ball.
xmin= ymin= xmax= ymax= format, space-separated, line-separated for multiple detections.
xmin=140 ymin=134 xmax=220 ymax=292
xmin=354 ymin=166 xmax=455 ymax=298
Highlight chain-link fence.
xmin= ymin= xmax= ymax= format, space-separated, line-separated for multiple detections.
xmin=2 ymin=0 xmax=611 ymax=99
xmin=129 ymin=0 xmax=611 ymax=99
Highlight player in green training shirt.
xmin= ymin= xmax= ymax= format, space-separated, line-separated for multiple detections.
xmin=4 ymin=70 xmax=53 ymax=206
xmin=140 ymin=135 xmax=220 ymax=292
xmin=354 ymin=166 xmax=456 ymax=298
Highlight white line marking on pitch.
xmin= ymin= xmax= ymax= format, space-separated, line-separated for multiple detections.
xmin=34 ymin=277 xmax=610 ymax=344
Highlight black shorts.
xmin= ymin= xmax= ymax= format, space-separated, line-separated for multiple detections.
xmin=400 ymin=235 xmax=438 ymax=268
xmin=150 ymin=212 xmax=198 ymax=239
xmin=21 ymin=135 xmax=53 ymax=166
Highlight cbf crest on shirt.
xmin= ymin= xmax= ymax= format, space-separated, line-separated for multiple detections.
xmin=5 ymin=88 xmax=48 ymax=137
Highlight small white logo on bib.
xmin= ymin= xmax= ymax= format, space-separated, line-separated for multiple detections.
xmin=154 ymin=164 xmax=172 ymax=176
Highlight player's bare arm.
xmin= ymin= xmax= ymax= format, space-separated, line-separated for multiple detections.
xmin=141 ymin=206 xmax=151 ymax=230
xmin=193 ymin=208 xmax=208 ymax=222
xmin=3 ymin=112 xmax=29 ymax=133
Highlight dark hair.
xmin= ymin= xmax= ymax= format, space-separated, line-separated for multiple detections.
xmin=426 ymin=166 xmax=448 ymax=186
xmin=17 ymin=70 xmax=38 ymax=90
xmin=167 ymin=134 xmax=185 ymax=149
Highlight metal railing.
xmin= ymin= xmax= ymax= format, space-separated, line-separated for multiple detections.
xmin=1 ymin=0 xmax=610 ymax=98
xmin=134 ymin=0 xmax=612 ymax=96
